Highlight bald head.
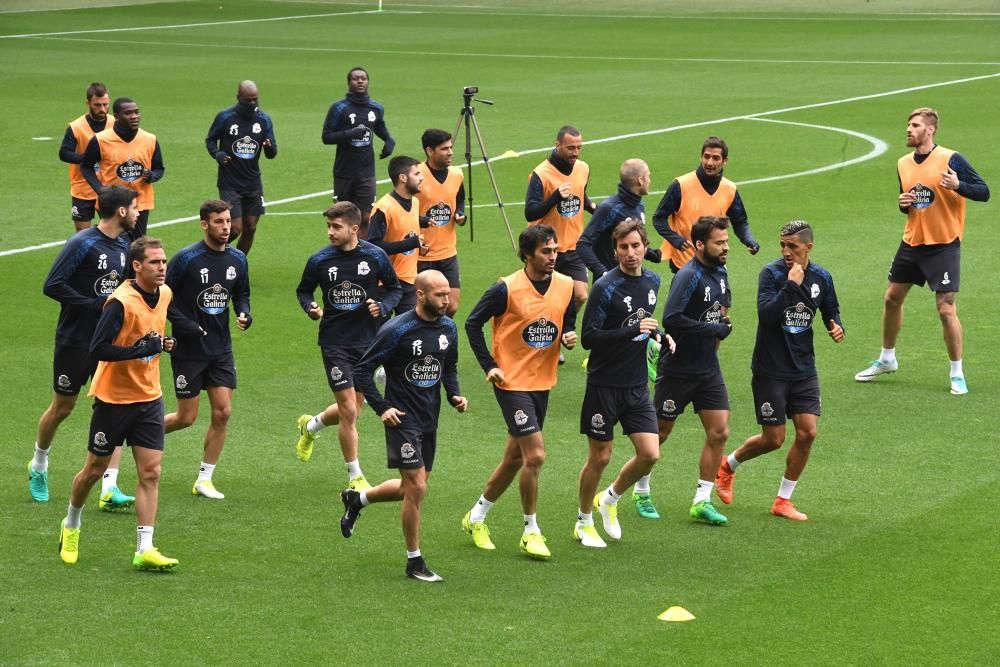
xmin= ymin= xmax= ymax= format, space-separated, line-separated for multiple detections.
xmin=620 ymin=158 xmax=650 ymax=196
xmin=415 ymin=269 xmax=448 ymax=293
xmin=415 ymin=270 xmax=451 ymax=319
xmin=236 ymin=81 xmax=259 ymax=113
xmin=238 ymin=80 xmax=258 ymax=97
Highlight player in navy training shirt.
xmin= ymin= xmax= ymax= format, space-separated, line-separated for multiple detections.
xmin=29 ymin=186 xmax=136 ymax=506
xmin=294 ymin=202 xmax=402 ymax=490
xmin=648 ymin=215 xmax=735 ymax=526
xmin=205 ymin=80 xmax=277 ymax=255
xmin=716 ymin=220 xmax=845 ymax=522
xmin=575 ymin=219 xmax=671 ymax=547
xmin=322 ymin=67 xmax=395 ymax=238
xmin=163 ymin=200 xmax=251 ymax=500
xmin=341 ymin=270 xmax=467 ymax=583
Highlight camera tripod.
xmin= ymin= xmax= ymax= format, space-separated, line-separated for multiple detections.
xmin=453 ymin=86 xmax=516 ymax=251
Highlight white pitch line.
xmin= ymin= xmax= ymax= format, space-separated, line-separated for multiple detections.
xmin=0 ymin=9 xmax=379 ymax=39
xmin=1 ymin=72 xmax=989 ymax=258
xmin=29 ymin=35 xmax=1000 ymax=68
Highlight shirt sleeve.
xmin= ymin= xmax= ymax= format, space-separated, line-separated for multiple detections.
xmin=42 ymin=239 xmax=104 ymax=311
xmin=464 ymin=281 xmax=508 ymax=373
xmin=164 ymin=256 xmax=203 ymax=338
xmin=651 ymin=180 xmax=686 ymax=249
xmin=662 ymin=272 xmax=730 ymax=339
xmin=523 ymin=172 xmax=562 ymax=221
xmin=59 ymin=126 xmax=83 ymax=164
xmin=80 ymin=137 xmax=103 ymax=195
xmin=367 ymin=210 xmax=420 ymax=255
xmin=90 ymin=299 xmax=164 ymax=360
xmin=580 ymin=283 xmax=640 ymax=350
xmin=147 ymin=141 xmax=165 ymax=183
xmin=205 ymin=111 xmax=225 ymax=161
xmin=576 ymin=205 xmax=613 ymax=277
xmin=727 ymin=191 xmax=758 ymax=249
xmin=442 ymin=323 xmax=461 ymax=398
xmin=232 ymin=252 xmax=252 ymax=320
xmin=950 ymin=153 xmax=990 ymax=202
xmin=819 ymin=272 xmax=843 ymax=332
xmin=263 ymin=115 xmax=278 ymax=159
xmin=376 ymin=252 xmax=403 ymax=316
xmin=321 ymin=103 xmax=347 ymax=145
xmin=295 ymin=255 xmax=320 ymax=312
xmin=353 ymin=324 xmax=395 ymax=417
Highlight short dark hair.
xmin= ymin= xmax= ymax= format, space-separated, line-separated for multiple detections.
xmin=702 ymin=135 xmax=729 ymax=159
xmin=128 ymin=236 xmax=163 ymax=266
xmin=86 ymin=82 xmax=108 ymax=100
xmin=421 ymin=128 xmax=452 ymax=152
xmin=199 ymin=199 xmax=231 ymax=221
xmin=691 ymin=215 xmax=730 ymax=246
xmin=347 ymin=66 xmax=368 ymax=82
xmin=611 ymin=218 xmax=648 ymax=246
xmin=324 ymin=201 xmax=362 ymax=226
xmin=556 ymin=125 xmax=581 ymax=142
xmin=97 ymin=185 xmax=137 ymax=219
xmin=780 ymin=219 xmax=813 ymax=242
xmin=112 ymin=97 xmax=135 ymax=116
xmin=518 ymin=224 xmax=557 ymax=262
xmin=388 ymin=155 xmax=420 ymax=185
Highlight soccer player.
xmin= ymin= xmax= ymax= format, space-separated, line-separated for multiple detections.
xmin=58 ymin=236 xmax=180 ymax=571
xmin=576 ymin=158 xmax=661 ymax=281
xmin=205 ymin=80 xmax=278 ymax=255
xmin=646 ymin=216 xmax=734 ymax=525
xmin=369 ymin=155 xmax=428 ymax=314
xmin=341 ymin=270 xmax=467 ymax=583
xmin=60 ymin=82 xmax=112 ymax=232
xmin=652 ymin=136 xmax=759 ymax=273
xmin=294 ymin=202 xmax=402 ymax=491
xmin=462 ymin=225 xmax=577 ymax=560
xmin=854 ymin=107 xmax=990 ymax=395
xmin=80 ymin=97 xmax=165 ymax=242
xmin=575 ymin=220 xmax=671 ymax=547
xmin=525 ymin=125 xmax=596 ymax=309
xmin=322 ymin=66 xmax=395 ymax=238
xmin=29 ymin=185 xmax=137 ymax=507
xmin=415 ymin=129 xmax=466 ymax=316
xmin=716 ymin=220 xmax=845 ymax=521
xmin=163 ymin=200 xmax=251 ymax=500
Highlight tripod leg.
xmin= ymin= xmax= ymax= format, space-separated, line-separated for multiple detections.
xmin=454 ymin=108 xmax=475 ymax=242
xmin=469 ymin=113 xmax=517 ymax=251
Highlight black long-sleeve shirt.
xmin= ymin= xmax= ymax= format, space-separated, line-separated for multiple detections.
xmin=752 ymin=258 xmax=843 ymax=381
xmin=576 ymin=183 xmax=659 ymax=279
xmin=354 ymin=309 xmax=460 ymax=432
xmin=205 ymin=106 xmax=277 ymax=192
xmin=296 ymin=240 xmax=401 ymax=350
xmin=44 ymin=226 xmax=130 ymax=348
xmin=581 ymin=267 xmax=661 ymax=388
xmin=524 ymin=150 xmax=594 ymax=221
xmin=80 ymin=124 xmax=165 ymax=197
xmin=659 ymin=257 xmax=732 ymax=378
xmin=90 ymin=282 xmax=165 ymax=361
xmin=464 ymin=275 xmax=577 ymax=374
xmin=652 ymin=166 xmax=757 ymax=251
xmin=59 ymin=115 xmax=105 ymax=165
xmin=321 ymin=92 xmax=394 ymax=179
xmin=166 ymin=241 xmax=251 ymax=360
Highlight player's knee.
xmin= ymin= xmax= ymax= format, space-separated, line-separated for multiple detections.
xmin=884 ymin=289 xmax=905 ymax=309
xmin=795 ymin=426 xmax=817 ymax=446
xmin=707 ymin=425 xmax=730 ymax=446
xmin=138 ymin=460 xmax=162 ymax=485
xmin=210 ymin=404 xmax=232 ymax=424
xmin=589 ymin=445 xmax=612 ymax=468
xmin=637 ymin=447 xmax=659 ymax=467
xmin=523 ymin=449 xmax=546 ymax=470
xmin=50 ymin=397 xmax=78 ymax=421
xmin=81 ymin=459 xmax=109 ymax=484
xmin=338 ymin=402 xmax=358 ymax=424
xmin=760 ymin=433 xmax=785 ymax=451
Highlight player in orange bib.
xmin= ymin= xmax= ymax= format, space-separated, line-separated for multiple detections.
xmin=854 ymin=107 xmax=990 ymax=395
xmin=416 ymin=129 xmax=466 ymax=316
xmin=58 ymin=237 xmax=181 ymax=571
xmin=462 ymin=225 xmax=578 ymax=560
xmin=81 ymin=97 xmax=165 ymax=242
xmin=59 ymin=82 xmax=112 ymax=232
xmin=652 ymin=136 xmax=759 ymax=273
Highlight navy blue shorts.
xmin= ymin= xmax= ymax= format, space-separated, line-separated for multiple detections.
xmin=654 ymin=370 xmax=729 ymax=420
xmin=88 ymin=397 xmax=165 ymax=456
xmin=171 ymin=353 xmax=237 ymax=398
xmin=580 ymin=383 xmax=658 ymax=441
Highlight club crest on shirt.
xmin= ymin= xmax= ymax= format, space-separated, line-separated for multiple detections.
xmin=367 ymin=110 xmax=376 ymax=123
xmin=227 ymin=266 xmax=237 ymax=281
xmin=522 ymin=318 xmax=558 ymax=348
xmin=357 ymin=261 xmax=371 ymax=276
xmin=648 ymin=289 xmax=656 ymax=306
xmin=438 ymin=334 xmax=449 ymax=351
xmin=810 ymin=283 xmax=820 ymax=299
xmin=252 ymin=123 xmax=262 ymax=134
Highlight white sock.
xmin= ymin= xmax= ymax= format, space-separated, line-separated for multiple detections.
xmin=577 ymin=511 xmax=593 ymax=525
xmin=727 ymin=454 xmax=742 ymax=472
xmin=523 ymin=514 xmax=538 ymax=533
xmin=136 ymin=525 xmax=154 ymax=554
xmin=66 ymin=503 xmax=83 ymax=530
xmin=102 ymin=468 xmax=119 ymax=494
xmin=693 ymin=479 xmax=714 ymax=504
xmin=358 ymin=491 xmax=370 ymax=507
xmin=880 ymin=347 xmax=896 ymax=364
xmin=346 ymin=460 xmax=363 ymax=479
xmin=469 ymin=495 xmax=493 ymax=523
xmin=406 ymin=549 xmax=421 ymax=559
xmin=635 ymin=475 xmax=651 ymax=494
xmin=777 ymin=477 xmax=797 ymax=500
xmin=307 ymin=414 xmax=326 ymax=434
xmin=197 ymin=462 xmax=215 ymax=482
xmin=32 ymin=443 xmax=49 ymax=472
xmin=602 ymin=485 xmax=621 ymax=506
xmin=950 ymin=360 xmax=963 ymax=378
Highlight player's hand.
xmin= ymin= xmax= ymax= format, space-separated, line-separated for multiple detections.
xmin=561 ymin=331 xmax=578 ymax=349
xmin=418 ymin=234 xmax=430 ymax=256
xmin=663 ymin=334 xmax=676 ymax=354
xmin=678 ymin=239 xmax=693 ymax=252
xmin=163 ymin=336 xmax=176 ymax=352
xmin=454 ymin=213 xmax=466 ymax=226
xmin=262 ymin=138 xmax=273 ymax=148
xmin=940 ymin=168 xmax=960 ymax=191
xmin=236 ymin=312 xmax=250 ymax=330
xmin=898 ymin=191 xmax=916 ymax=208
xmin=347 ymin=125 xmax=368 ymax=139
xmin=639 ymin=317 xmax=659 ymax=335
xmin=380 ymin=407 xmax=405 ymax=426
xmin=307 ymin=301 xmax=323 ymax=320
xmin=827 ymin=321 xmax=845 ymax=343
xmin=137 ymin=331 xmax=163 ymax=353
xmin=557 ymin=182 xmax=573 ymax=199
xmin=747 ymin=241 xmax=760 ymax=255
xmin=215 ymin=152 xmax=231 ymax=165
xmin=449 ymin=395 xmax=469 ymax=413
xmin=486 ymin=368 xmax=505 ymax=385
xmin=366 ymin=298 xmax=381 ymax=318
xmin=788 ymin=263 xmax=805 ymax=285
xmin=141 ymin=168 xmax=153 ymax=182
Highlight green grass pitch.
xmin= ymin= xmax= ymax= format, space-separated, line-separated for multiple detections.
xmin=1 ymin=1 xmax=998 ymax=663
